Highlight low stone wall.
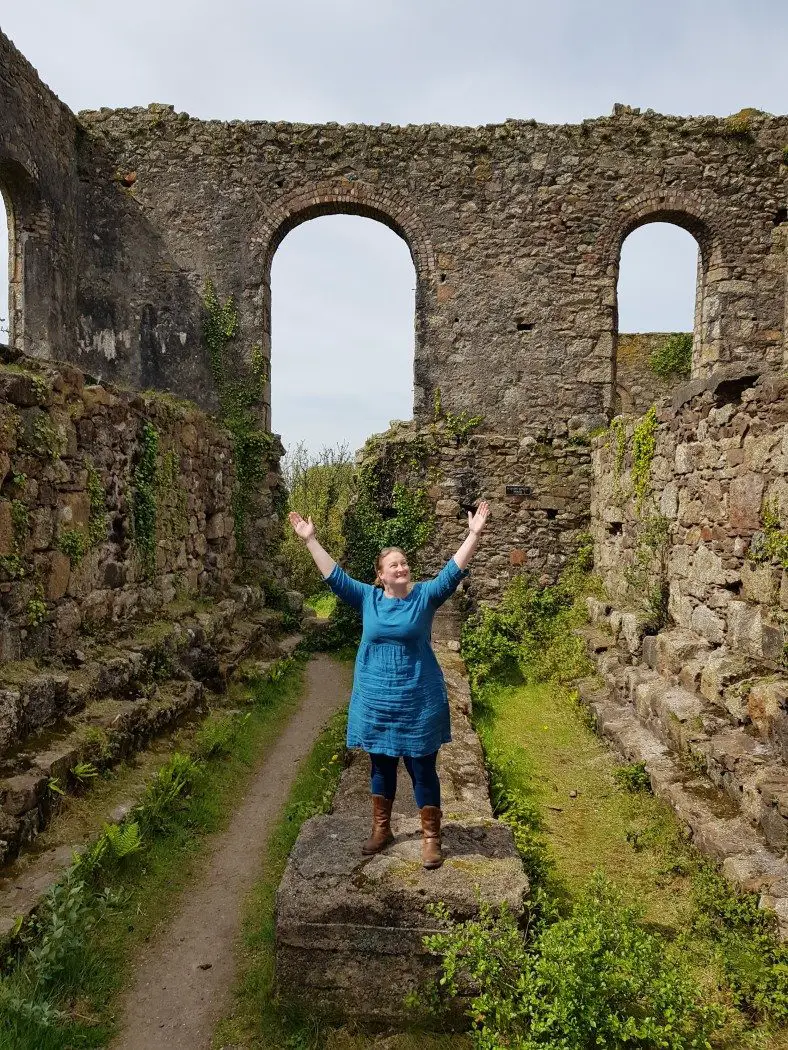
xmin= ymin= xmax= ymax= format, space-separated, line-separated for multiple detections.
xmin=357 ymin=420 xmax=592 ymax=612
xmin=0 ymin=350 xmax=284 ymax=663
xmin=275 ymin=648 xmax=529 ymax=1025
xmin=614 ymin=333 xmax=690 ymax=416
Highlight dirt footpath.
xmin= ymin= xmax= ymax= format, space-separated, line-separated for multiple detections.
xmin=110 ymin=655 xmax=351 ymax=1050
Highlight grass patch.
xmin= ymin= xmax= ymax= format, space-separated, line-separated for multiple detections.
xmin=452 ymin=554 xmax=788 ymax=1048
xmin=305 ymin=592 xmax=337 ymax=620
xmin=0 ymin=661 xmax=308 ymax=1049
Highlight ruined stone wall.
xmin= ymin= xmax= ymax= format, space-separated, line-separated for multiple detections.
xmin=0 ymin=349 xmax=282 ymax=662
xmin=356 ymin=421 xmax=591 ymax=618
xmin=0 ymin=31 xmax=81 ymax=360
xmin=592 ymin=365 xmax=788 ymax=672
xmin=67 ymin=103 xmax=788 ymax=436
xmin=614 ymin=332 xmax=690 ymax=416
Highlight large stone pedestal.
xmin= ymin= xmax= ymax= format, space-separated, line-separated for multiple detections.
xmin=274 ymin=648 xmax=529 ymax=1026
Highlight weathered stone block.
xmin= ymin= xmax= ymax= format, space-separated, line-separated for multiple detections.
xmin=729 ymin=473 xmax=764 ymax=531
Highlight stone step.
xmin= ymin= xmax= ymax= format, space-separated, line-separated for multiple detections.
xmin=575 ymin=676 xmax=788 ymax=938
xmin=0 ymin=607 xmax=298 ymax=870
xmin=0 ymin=680 xmax=206 ymax=866
xmin=582 ymin=623 xmax=788 ymax=854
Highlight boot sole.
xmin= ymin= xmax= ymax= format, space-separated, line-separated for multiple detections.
xmin=361 ymin=836 xmax=394 ymax=855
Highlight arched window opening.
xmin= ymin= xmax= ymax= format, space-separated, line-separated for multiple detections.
xmin=614 ymin=222 xmax=700 ymax=415
xmin=270 ymin=214 xmax=415 ymax=458
xmin=0 ymin=188 xmax=9 ymax=345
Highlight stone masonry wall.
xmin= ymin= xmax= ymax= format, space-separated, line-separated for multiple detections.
xmin=356 ymin=421 xmax=592 ymax=621
xmin=68 ymin=104 xmax=788 ymax=436
xmin=615 ymin=332 xmax=691 ymax=416
xmin=592 ymin=366 xmax=788 ymax=672
xmin=0 ymin=349 xmax=282 ymax=663
xmin=0 ymin=31 xmax=81 ymax=360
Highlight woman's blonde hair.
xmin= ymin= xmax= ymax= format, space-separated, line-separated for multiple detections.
xmin=374 ymin=546 xmax=408 ymax=584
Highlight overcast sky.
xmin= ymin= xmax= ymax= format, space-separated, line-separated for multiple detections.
xmin=1 ymin=1 xmax=786 ymax=454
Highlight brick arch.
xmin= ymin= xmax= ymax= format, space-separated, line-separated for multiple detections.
xmin=254 ymin=179 xmax=437 ymax=284
xmin=609 ymin=188 xmax=721 ymax=267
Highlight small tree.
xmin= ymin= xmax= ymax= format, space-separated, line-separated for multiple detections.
xmin=281 ymin=442 xmax=355 ymax=597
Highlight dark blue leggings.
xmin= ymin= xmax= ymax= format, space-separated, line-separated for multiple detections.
xmin=370 ymin=751 xmax=441 ymax=808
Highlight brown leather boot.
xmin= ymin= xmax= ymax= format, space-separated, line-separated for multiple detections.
xmin=361 ymin=795 xmax=394 ymax=855
xmin=420 ymin=805 xmax=443 ymax=869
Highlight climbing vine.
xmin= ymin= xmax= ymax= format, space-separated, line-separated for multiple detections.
xmin=132 ymin=421 xmax=159 ymax=576
xmin=631 ymin=406 xmax=658 ymax=511
xmin=608 ymin=417 xmax=627 ymax=479
xmin=203 ymin=281 xmax=274 ymax=555
xmin=749 ymin=499 xmax=788 ymax=568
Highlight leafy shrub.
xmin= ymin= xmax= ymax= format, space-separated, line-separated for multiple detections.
xmin=137 ymin=752 xmax=200 ymax=831
xmin=613 ymin=761 xmax=652 ymax=793
xmin=425 ymin=873 xmax=724 ymax=1049
xmin=57 ymin=527 xmax=89 ymax=564
xmin=281 ymin=442 xmax=355 ymax=598
xmin=461 ymin=542 xmax=597 ymax=689
xmin=689 ymin=859 xmax=788 ymax=1023
xmin=649 ymin=333 xmax=693 ymax=380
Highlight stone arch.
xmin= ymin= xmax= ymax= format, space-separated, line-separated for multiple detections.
xmin=0 ymin=155 xmax=43 ymax=352
xmin=250 ymin=180 xmax=437 ymax=430
xmin=603 ymin=190 xmax=729 ymax=413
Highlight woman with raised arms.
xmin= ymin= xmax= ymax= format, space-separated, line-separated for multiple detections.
xmin=287 ymin=500 xmax=490 ymax=868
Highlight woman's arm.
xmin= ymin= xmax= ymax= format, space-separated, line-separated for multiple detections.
xmin=287 ymin=511 xmax=370 ymax=611
xmin=288 ymin=512 xmax=336 ymax=577
xmin=453 ymin=500 xmax=490 ymax=570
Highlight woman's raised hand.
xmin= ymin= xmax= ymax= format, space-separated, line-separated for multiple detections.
xmin=468 ymin=500 xmax=490 ymax=535
xmin=288 ymin=511 xmax=316 ymax=541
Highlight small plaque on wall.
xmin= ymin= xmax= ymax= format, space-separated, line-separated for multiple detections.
xmin=505 ymin=485 xmax=532 ymax=496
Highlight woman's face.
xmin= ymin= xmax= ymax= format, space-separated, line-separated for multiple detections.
xmin=377 ymin=550 xmax=411 ymax=589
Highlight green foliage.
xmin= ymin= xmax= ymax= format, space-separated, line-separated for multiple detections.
xmin=132 ymin=420 xmax=160 ymax=576
xmin=432 ymin=386 xmax=483 ymax=442
xmin=649 ymin=333 xmax=692 ymax=380
xmin=86 ymin=459 xmax=108 ymax=547
xmin=26 ymin=586 xmax=47 ymax=628
xmin=631 ymin=405 xmax=658 ymax=511
xmin=203 ymin=280 xmax=276 ymax=556
xmin=70 ymin=761 xmax=98 ymax=786
xmin=281 ymin=441 xmax=354 ymax=597
xmin=425 ymin=873 xmax=723 ymax=1050
xmin=193 ymin=711 xmax=251 ymax=760
xmin=689 ymin=859 xmax=788 ymax=1023
xmin=623 ymin=512 xmax=671 ymax=630
xmin=748 ymin=498 xmax=788 ymax=568
xmin=56 ymin=526 xmax=88 ymax=564
xmin=461 ymin=542 xmax=598 ymax=690
xmin=613 ymin=761 xmax=652 ymax=793
xmin=719 ymin=108 xmax=762 ymax=139
xmin=136 ymin=752 xmax=201 ymax=832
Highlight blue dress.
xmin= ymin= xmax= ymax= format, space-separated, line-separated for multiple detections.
xmin=325 ymin=558 xmax=469 ymax=757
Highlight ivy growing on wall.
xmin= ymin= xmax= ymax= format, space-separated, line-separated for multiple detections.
xmin=132 ymin=421 xmax=159 ymax=576
xmin=203 ymin=281 xmax=274 ymax=555
xmin=749 ymin=500 xmax=788 ymax=569
xmin=631 ymin=406 xmax=658 ymax=511
xmin=648 ymin=333 xmax=692 ymax=380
